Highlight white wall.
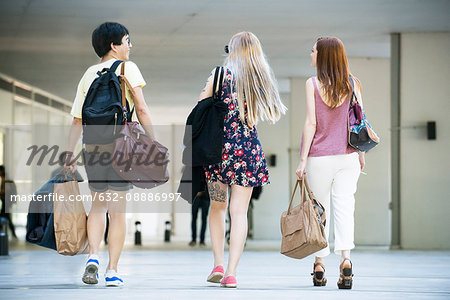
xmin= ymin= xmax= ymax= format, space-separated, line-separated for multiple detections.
xmin=349 ymin=58 xmax=391 ymax=246
xmin=289 ymin=78 xmax=307 ymax=192
xmin=252 ymin=93 xmax=291 ymax=240
xmin=400 ymin=32 xmax=450 ymax=249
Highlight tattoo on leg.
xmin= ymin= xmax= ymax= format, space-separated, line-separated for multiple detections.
xmin=208 ymin=182 xmax=227 ymax=202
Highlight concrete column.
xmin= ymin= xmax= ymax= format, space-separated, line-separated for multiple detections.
xmin=399 ymin=32 xmax=450 ymax=249
xmin=391 ymin=33 xmax=401 ymax=248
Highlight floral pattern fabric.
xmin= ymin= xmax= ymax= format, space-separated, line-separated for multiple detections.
xmin=204 ymin=68 xmax=270 ymax=187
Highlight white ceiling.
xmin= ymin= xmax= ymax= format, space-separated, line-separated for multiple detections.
xmin=0 ymin=0 xmax=449 ymax=106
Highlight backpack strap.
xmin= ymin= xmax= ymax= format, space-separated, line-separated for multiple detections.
xmin=211 ymin=67 xmax=220 ymax=97
xmin=110 ymin=60 xmax=123 ymax=73
xmin=120 ymin=62 xmax=127 ymax=111
xmin=119 ymin=62 xmax=139 ymax=122
xmin=217 ymin=67 xmax=224 ymax=98
xmin=211 ymin=66 xmax=224 ymax=100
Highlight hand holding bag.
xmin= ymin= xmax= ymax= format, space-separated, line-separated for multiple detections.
xmin=112 ymin=62 xmax=170 ymax=189
xmin=280 ymin=178 xmax=327 ymax=259
xmin=348 ymin=76 xmax=380 ymax=152
xmin=53 ymin=172 xmax=89 ymax=255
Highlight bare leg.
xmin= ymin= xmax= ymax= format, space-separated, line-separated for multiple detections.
xmin=314 ymin=256 xmax=325 ymax=272
xmin=87 ymin=190 xmax=108 ymax=255
xmin=207 ymin=181 xmax=229 ymax=268
xmin=225 ymin=184 xmax=253 ymax=277
xmin=106 ymin=190 xmax=127 ymax=272
xmin=341 ymin=250 xmax=351 ymax=263
xmin=338 ymin=249 xmax=353 ymax=289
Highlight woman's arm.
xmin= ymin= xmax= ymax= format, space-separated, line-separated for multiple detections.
xmin=296 ymin=78 xmax=317 ymax=179
xmin=358 ymin=151 xmax=365 ymax=170
xmin=197 ymin=68 xmax=216 ymax=101
xmin=354 ymin=78 xmax=365 ymax=170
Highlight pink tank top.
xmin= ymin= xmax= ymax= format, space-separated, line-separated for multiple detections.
xmin=302 ymin=77 xmax=358 ymax=157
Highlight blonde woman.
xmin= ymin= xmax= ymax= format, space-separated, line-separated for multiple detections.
xmin=296 ymin=37 xmax=365 ymax=289
xmin=199 ymin=32 xmax=287 ymax=288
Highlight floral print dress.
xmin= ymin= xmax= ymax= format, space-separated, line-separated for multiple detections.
xmin=204 ymin=68 xmax=270 ymax=187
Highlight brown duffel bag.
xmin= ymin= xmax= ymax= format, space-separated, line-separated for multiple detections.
xmin=112 ymin=121 xmax=169 ymax=189
xmin=112 ymin=62 xmax=170 ymax=189
xmin=280 ymin=178 xmax=327 ymax=259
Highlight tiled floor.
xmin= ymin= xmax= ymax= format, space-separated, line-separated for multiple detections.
xmin=0 ymin=240 xmax=449 ymax=299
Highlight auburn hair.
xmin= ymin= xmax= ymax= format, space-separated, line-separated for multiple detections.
xmin=315 ymin=37 xmax=354 ymax=108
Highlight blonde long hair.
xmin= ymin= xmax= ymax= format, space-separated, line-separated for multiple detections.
xmin=224 ymin=32 xmax=287 ymax=128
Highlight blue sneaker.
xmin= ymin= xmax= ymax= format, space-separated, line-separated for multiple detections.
xmin=105 ymin=270 xmax=124 ymax=287
xmin=82 ymin=254 xmax=99 ymax=284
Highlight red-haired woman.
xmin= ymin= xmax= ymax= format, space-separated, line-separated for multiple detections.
xmin=296 ymin=37 xmax=365 ymax=289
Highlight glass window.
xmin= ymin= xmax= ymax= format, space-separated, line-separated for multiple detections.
xmin=0 ymin=90 xmax=13 ymax=125
xmin=33 ymin=105 xmax=48 ymax=125
xmin=49 ymin=112 xmax=64 ymax=126
xmin=14 ymin=100 xmax=32 ymax=125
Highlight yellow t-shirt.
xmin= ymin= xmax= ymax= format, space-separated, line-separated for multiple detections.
xmin=70 ymin=59 xmax=146 ymax=119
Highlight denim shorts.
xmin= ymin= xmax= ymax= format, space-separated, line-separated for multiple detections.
xmin=83 ymin=143 xmax=132 ymax=193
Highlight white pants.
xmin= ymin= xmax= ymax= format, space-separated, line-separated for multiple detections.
xmin=306 ymin=152 xmax=360 ymax=257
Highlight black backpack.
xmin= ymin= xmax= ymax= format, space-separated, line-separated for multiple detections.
xmin=81 ymin=60 xmax=133 ymax=144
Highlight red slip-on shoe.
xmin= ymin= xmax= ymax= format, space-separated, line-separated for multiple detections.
xmin=207 ymin=266 xmax=224 ymax=283
xmin=220 ymin=275 xmax=237 ymax=288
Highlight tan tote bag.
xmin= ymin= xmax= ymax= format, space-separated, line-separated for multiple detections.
xmin=280 ymin=178 xmax=327 ymax=259
xmin=53 ymin=178 xmax=89 ymax=255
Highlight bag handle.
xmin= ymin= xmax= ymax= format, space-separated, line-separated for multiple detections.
xmin=287 ymin=180 xmax=297 ymax=214
xmin=54 ymin=169 xmax=75 ymax=182
xmin=212 ymin=66 xmax=220 ymax=95
xmin=349 ymin=76 xmax=359 ymax=107
xmin=287 ymin=177 xmax=315 ymax=215
xmin=303 ymin=177 xmax=326 ymax=226
xmin=303 ymin=176 xmax=315 ymax=201
xmin=211 ymin=66 xmax=224 ymax=101
xmin=119 ymin=62 xmax=137 ymax=122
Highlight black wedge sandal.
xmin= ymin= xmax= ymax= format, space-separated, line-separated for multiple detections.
xmin=337 ymin=259 xmax=354 ymax=289
xmin=311 ymin=262 xmax=327 ymax=286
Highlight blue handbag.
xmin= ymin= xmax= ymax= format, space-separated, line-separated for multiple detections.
xmin=348 ymin=77 xmax=380 ymax=152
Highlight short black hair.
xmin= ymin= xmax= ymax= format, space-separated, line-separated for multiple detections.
xmin=92 ymin=22 xmax=129 ymax=58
